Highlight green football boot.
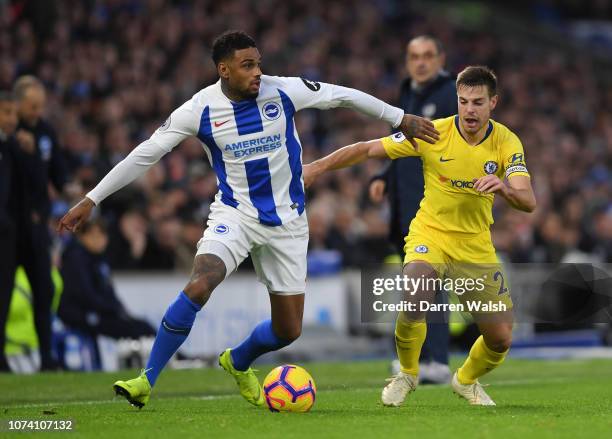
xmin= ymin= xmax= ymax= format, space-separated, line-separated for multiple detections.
xmin=113 ymin=369 xmax=152 ymax=409
xmin=218 ymin=349 xmax=264 ymax=407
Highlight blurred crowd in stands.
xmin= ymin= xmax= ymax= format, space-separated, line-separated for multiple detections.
xmin=2 ymin=0 xmax=611 ymax=272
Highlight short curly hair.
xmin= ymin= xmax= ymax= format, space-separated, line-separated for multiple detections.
xmin=212 ymin=30 xmax=257 ymax=65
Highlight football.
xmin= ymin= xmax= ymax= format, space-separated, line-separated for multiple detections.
xmin=262 ymin=365 xmax=316 ymax=412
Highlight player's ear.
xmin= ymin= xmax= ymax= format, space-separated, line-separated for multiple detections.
xmin=490 ymin=94 xmax=499 ymax=111
xmin=217 ymin=61 xmax=230 ymax=80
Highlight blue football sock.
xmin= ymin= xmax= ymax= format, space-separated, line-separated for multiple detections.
xmin=230 ymin=320 xmax=293 ymax=371
xmin=145 ymin=291 xmax=201 ymax=386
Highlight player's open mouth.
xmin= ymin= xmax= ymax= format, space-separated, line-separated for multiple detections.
xmin=464 ymin=118 xmax=478 ymax=128
xmin=251 ymin=80 xmax=261 ymax=88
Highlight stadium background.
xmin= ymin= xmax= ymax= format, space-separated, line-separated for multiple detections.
xmin=1 ymin=1 xmax=611 ymax=369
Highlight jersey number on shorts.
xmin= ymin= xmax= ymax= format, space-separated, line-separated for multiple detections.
xmin=494 ymin=271 xmax=508 ymax=295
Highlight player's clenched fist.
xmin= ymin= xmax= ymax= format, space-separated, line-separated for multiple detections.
xmin=57 ymin=197 xmax=95 ymax=233
xmin=473 ymin=175 xmax=506 ymax=195
xmin=398 ymin=114 xmax=439 ymax=148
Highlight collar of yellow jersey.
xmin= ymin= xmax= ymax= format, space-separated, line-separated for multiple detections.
xmin=454 ymin=115 xmax=494 ymax=146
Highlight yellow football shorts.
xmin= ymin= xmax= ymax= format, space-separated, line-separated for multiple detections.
xmin=403 ymin=220 xmax=513 ymax=311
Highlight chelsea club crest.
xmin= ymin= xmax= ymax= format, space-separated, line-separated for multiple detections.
xmin=415 ymin=245 xmax=428 ymax=254
xmin=484 ymin=161 xmax=498 ymax=174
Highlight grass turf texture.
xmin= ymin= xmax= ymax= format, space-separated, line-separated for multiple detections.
xmin=1 ymin=358 xmax=611 ymax=438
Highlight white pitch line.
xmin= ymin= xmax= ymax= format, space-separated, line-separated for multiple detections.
xmin=5 ymin=399 xmax=125 ymax=409
xmin=2 ymin=376 xmax=594 ymax=409
xmin=5 ymin=394 xmax=239 ymax=409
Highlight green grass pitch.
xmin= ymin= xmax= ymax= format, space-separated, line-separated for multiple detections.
xmin=1 ymin=358 xmax=611 ymax=438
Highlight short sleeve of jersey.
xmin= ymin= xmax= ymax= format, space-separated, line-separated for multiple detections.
xmin=381 ymin=132 xmax=421 ymax=159
xmin=500 ymin=131 xmax=530 ymax=179
xmin=149 ymin=99 xmax=199 ymax=152
xmin=273 ymin=76 xmax=336 ymax=111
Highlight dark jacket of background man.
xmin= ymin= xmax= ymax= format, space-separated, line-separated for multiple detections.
xmin=11 ymin=76 xmax=69 ymax=370
xmin=373 ymin=71 xmax=457 ymax=253
xmin=0 ymin=92 xmax=19 ymax=371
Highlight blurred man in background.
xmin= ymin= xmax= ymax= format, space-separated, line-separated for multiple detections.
xmin=12 ymin=75 xmax=68 ymax=370
xmin=58 ymin=218 xmax=155 ymax=340
xmin=369 ymin=36 xmax=457 ymax=383
xmin=0 ymin=91 xmax=19 ymax=372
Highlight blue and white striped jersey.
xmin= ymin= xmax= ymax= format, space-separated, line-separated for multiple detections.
xmin=88 ymin=75 xmax=403 ymax=226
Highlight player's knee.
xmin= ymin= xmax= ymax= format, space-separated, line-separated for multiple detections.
xmin=403 ymin=260 xmax=437 ymax=280
xmin=486 ymin=334 xmax=512 ymax=353
xmin=183 ymin=254 xmax=226 ymax=305
xmin=184 ymin=278 xmax=213 ymax=305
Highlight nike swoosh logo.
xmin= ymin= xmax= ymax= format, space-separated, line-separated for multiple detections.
xmin=214 ymin=120 xmax=230 ymax=127
xmin=162 ymin=321 xmax=184 ymax=333
xmin=439 ymin=157 xmax=454 ymax=162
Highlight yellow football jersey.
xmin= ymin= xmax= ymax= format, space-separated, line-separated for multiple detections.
xmin=382 ymin=116 xmax=530 ymax=234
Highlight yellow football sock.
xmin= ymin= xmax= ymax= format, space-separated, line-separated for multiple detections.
xmin=457 ymin=335 xmax=508 ymax=384
xmin=394 ymin=315 xmax=426 ymax=376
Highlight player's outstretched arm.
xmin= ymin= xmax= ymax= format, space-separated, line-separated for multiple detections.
xmin=57 ymin=197 xmax=95 ymax=233
xmin=57 ymin=139 xmax=169 ymax=233
xmin=473 ymin=174 xmax=536 ymax=212
xmin=397 ymin=114 xmax=439 ymax=148
xmin=284 ymin=78 xmax=438 ymax=145
xmin=328 ymin=87 xmax=439 ymax=145
xmin=303 ymin=139 xmax=387 ymax=188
